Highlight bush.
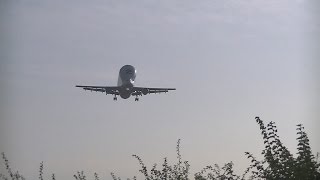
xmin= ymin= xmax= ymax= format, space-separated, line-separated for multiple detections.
xmin=240 ymin=117 xmax=320 ymax=180
xmin=1 ymin=117 xmax=319 ymax=180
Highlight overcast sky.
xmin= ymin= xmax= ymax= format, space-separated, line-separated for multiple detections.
xmin=0 ymin=0 xmax=319 ymax=179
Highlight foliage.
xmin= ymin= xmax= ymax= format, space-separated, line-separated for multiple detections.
xmin=0 ymin=153 xmax=55 ymax=180
xmin=194 ymin=162 xmax=240 ymax=180
xmin=111 ymin=139 xmax=190 ymax=180
xmin=1 ymin=117 xmax=319 ymax=180
xmin=0 ymin=152 xmax=25 ymax=180
xmin=242 ymin=117 xmax=320 ymax=180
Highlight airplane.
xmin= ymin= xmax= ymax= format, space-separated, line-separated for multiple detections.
xmin=76 ymin=65 xmax=176 ymax=101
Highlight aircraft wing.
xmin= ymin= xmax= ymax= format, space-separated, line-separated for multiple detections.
xmin=75 ymin=85 xmax=120 ymax=95
xmin=132 ymin=87 xmax=176 ymax=95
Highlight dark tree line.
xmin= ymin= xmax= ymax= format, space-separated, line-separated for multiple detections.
xmin=1 ymin=117 xmax=319 ymax=180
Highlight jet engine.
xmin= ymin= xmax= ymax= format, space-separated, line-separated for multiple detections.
xmin=142 ymin=89 xmax=149 ymax=95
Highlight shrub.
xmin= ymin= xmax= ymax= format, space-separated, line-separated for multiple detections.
xmin=242 ymin=117 xmax=320 ymax=180
xmin=111 ymin=139 xmax=190 ymax=180
xmin=1 ymin=117 xmax=319 ymax=180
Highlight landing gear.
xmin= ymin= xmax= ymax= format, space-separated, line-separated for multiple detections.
xmin=135 ymin=96 xmax=139 ymax=101
xmin=113 ymin=95 xmax=117 ymax=101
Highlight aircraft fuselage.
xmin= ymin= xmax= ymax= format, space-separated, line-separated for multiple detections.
xmin=117 ymin=65 xmax=136 ymax=99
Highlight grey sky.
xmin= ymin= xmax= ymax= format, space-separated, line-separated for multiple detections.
xmin=0 ymin=0 xmax=319 ymax=179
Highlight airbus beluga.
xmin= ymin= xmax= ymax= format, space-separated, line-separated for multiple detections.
xmin=76 ymin=65 xmax=176 ymax=101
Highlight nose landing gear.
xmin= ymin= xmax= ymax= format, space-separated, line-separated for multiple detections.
xmin=113 ymin=95 xmax=118 ymax=101
xmin=135 ymin=96 xmax=139 ymax=101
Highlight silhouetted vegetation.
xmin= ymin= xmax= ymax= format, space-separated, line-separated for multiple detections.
xmin=239 ymin=117 xmax=320 ymax=179
xmin=1 ymin=117 xmax=319 ymax=179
